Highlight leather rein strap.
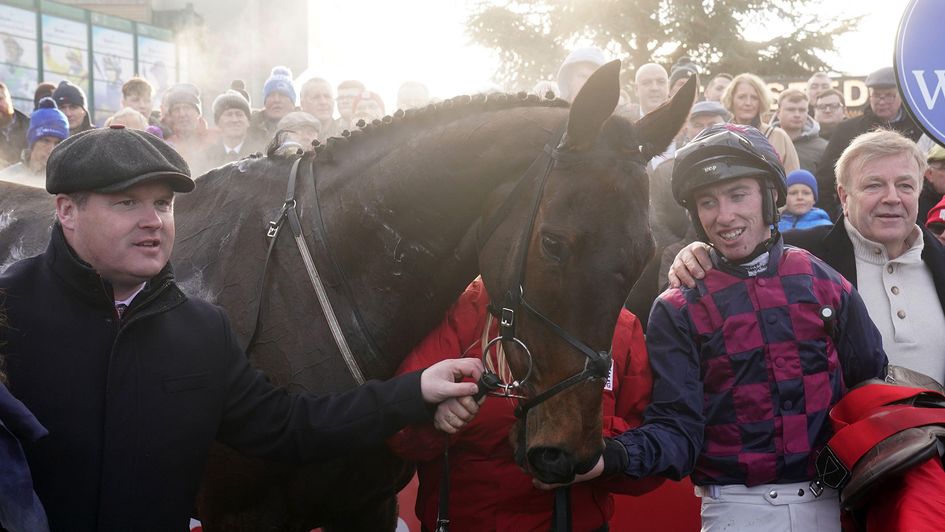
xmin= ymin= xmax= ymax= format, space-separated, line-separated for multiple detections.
xmin=246 ymin=157 xmax=366 ymax=385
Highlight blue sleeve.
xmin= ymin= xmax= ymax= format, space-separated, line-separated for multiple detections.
xmin=835 ymin=287 xmax=888 ymax=387
xmin=614 ymin=295 xmax=704 ymax=480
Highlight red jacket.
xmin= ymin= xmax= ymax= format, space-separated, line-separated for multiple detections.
xmin=387 ymin=279 xmax=661 ymax=531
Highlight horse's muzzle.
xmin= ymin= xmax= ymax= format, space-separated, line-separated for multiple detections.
xmin=527 ymin=446 xmax=579 ymax=484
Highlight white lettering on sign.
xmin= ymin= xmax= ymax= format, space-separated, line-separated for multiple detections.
xmin=911 ymin=70 xmax=945 ymax=109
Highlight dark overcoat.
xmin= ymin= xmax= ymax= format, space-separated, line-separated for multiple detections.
xmin=0 ymin=226 xmax=430 ymax=531
xmin=784 ymin=216 xmax=945 ymax=314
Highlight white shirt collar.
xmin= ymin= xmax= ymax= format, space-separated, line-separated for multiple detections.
xmin=115 ymin=283 xmax=147 ymax=308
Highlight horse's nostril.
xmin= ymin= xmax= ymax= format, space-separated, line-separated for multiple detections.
xmin=527 ymin=447 xmax=576 ymax=482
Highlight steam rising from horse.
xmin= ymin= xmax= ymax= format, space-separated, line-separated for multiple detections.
xmin=0 ymin=64 xmax=694 ymax=530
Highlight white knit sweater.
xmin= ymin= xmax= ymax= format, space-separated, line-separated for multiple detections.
xmin=847 ymin=219 xmax=945 ymax=386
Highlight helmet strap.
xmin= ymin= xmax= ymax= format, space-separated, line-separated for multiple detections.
xmin=762 ymin=181 xmax=781 ymax=226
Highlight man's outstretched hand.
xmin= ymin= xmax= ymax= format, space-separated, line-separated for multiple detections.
xmin=420 ymin=358 xmax=484 ymax=434
xmin=420 ymin=358 xmax=482 ymax=404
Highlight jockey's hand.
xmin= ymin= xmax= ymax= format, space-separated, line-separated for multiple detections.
xmin=668 ymin=241 xmax=713 ymax=288
xmin=420 ymin=358 xmax=483 ymax=404
xmin=533 ymin=457 xmax=605 ymax=490
xmin=433 ymin=395 xmax=481 ymax=434
xmin=533 ymin=438 xmax=627 ymax=490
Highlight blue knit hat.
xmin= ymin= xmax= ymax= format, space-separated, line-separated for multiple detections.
xmin=28 ymin=97 xmax=69 ymax=148
xmin=263 ymin=66 xmax=297 ymax=104
xmin=785 ymin=169 xmax=818 ymax=202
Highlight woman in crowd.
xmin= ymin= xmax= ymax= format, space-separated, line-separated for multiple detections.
xmin=722 ymin=73 xmax=800 ymax=173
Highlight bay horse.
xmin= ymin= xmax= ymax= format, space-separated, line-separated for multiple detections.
xmin=0 ymin=63 xmax=695 ymax=530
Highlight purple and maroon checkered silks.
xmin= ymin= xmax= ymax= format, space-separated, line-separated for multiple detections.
xmin=664 ymin=246 xmax=853 ymax=486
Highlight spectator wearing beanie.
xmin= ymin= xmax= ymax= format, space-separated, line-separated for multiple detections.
xmin=555 ymin=47 xmax=607 ymax=103
xmin=196 ymin=89 xmax=267 ymax=174
xmin=926 ymin=196 xmax=945 ymax=247
xmin=0 ymin=97 xmax=69 ymax=188
xmin=252 ymin=66 xmax=298 ymax=135
xmin=669 ymin=56 xmax=699 ymax=96
xmin=52 ymin=80 xmax=93 ymax=136
xmin=778 ymin=169 xmax=833 ymax=232
xmin=230 ymin=79 xmax=251 ymax=106
xmin=919 ymin=143 xmax=945 ymax=224
xmin=0 ymin=81 xmax=30 ymax=168
xmin=164 ymin=83 xmax=217 ymax=172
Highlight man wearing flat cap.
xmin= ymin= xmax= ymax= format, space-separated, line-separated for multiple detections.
xmin=816 ymin=66 xmax=922 ymax=218
xmin=0 ymin=126 xmax=482 ymax=530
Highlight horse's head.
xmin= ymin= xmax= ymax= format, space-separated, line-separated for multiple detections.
xmin=478 ymin=62 xmax=695 ymax=484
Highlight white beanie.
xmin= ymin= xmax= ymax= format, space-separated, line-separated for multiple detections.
xmin=556 ymin=47 xmax=607 ymax=100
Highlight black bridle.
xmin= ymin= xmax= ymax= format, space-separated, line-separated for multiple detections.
xmin=473 ymin=132 xmax=615 ymax=416
xmin=437 ymin=126 xmax=641 ymax=532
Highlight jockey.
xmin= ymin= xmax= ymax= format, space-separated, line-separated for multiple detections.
xmin=387 ymin=277 xmax=663 ymax=531
xmin=577 ymin=124 xmax=888 ymax=532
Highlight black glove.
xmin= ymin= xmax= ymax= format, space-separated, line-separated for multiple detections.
xmin=602 ymin=437 xmax=629 ymax=476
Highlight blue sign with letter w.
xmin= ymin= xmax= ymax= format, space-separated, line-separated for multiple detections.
xmin=896 ymin=0 xmax=945 ymax=145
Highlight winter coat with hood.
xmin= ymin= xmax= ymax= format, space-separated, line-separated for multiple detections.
xmin=771 ymin=115 xmax=828 ymax=173
xmin=778 ymin=206 xmax=833 ymax=232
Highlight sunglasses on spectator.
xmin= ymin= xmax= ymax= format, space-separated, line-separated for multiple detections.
xmin=929 ymin=223 xmax=945 ymax=236
xmin=815 ymin=103 xmax=843 ymax=112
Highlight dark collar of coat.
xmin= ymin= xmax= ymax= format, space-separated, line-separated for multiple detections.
xmin=43 ymin=223 xmax=182 ymax=313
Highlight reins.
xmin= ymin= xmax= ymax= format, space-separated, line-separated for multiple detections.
xmin=245 ymin=156 xmax=366 ymax=385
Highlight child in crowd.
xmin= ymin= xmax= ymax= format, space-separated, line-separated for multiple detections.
xmin=778 ymin=169 xmax=833 ymax=231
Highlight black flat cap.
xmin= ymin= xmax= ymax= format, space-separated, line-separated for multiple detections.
xmin=865 ymin=67 xmax=896 ymax=88
xmin=46 ymin=125 xmax=193 ymax=194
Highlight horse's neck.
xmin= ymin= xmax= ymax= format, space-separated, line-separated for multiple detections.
xmin=317 ymin=107 xmax=566 ymax=367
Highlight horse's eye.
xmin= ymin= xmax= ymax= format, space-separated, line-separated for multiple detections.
xmin=540 ymin=234 xmax=568 ymax=262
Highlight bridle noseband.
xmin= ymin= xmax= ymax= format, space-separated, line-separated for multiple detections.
xmin=473 ymin=129 xmax=630 ymax=419
xmin=437 ymin=124 xmax=646 ymax=532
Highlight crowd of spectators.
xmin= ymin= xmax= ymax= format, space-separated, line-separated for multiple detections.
xmin=3 ymin=48 xmax=945 ymax=531
xmin=0 ymin=67 xmax=433 ymax=182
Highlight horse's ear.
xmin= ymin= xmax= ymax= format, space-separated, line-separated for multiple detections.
xmin=561 ymin=60 xmax=621 ymax=150
xmin=635 ymin=75 xmax=697 ymax=163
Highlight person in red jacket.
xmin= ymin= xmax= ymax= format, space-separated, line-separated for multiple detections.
xmin=387 ymin=278 xmax=662 ymax=531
